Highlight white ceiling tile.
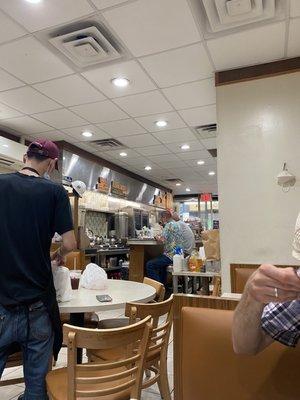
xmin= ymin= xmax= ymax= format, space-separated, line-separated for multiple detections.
xmin=0 ymin=0 xmax=94 ymax=32
xmin=103 ymin=0 xmax=201 ymax=57
xmin=135 ymin=112 xmax=186 ymax=132
xmin=152 ymin=128 xmax=197 ymax=144
xmin=63 ymin=125 xmax=110 ymax=142
xmin=91 ymin=0 xmax=128 ymax=10
xmin=100 ymin=148 xmax=141 ymax=159
xmin=287 ymin=18 xmax=300 ymax=57
xmin=0 ymin=87 xmax=60 ymax=114
xmin=118 ymin=133 xmax=160 ymax=148
xmin=163 ymin=79 xmax=216 ymax=110
xmin=201 ymin=138 xmax=217 ymax=149
xmin=33 ymin=109 xmax=87 ymax=129
xmin=290 ymin=0 xmax=300 ymax=17
xmin=166 ymin=140 xmax=204 ymax=153
xmin=0 ymin=103 xmax=23 ymax=120
xmin=29 ymin=130 xmax=73 ymax=142
xmin=0 ymin=116 xmax=52 ymax=134
xmin=169 ymin=167 xmax=200 ymax=179
xmin=0 ymin=10 xmax=26 ymax=44
xmin=179 ymin=105 xmax=216 ymax=127
xmin=82 ymin=60 xmax=156 ymax=98
xmin=70 ymin=100 xmax=127 ymax=123
xmin=0 ymin=37 xmax=73 ymax=84
xmin=136 ymin=145 xmax=171 ymax=156
xmin=0 ymin=69 xmax=25 ymax=92
xmin=149 ymin=154 xmax=181 ymax=164
xmin=139 ymin=43 xmax=213 ymax=88
xmin=155 ymin=159 xmax=188 ymax=168
xmin=185 ymin=158 xmax=216 ymax=168
xmin=98 ymin=119 xmax=146 ymax=137
xmin=122 ymin=156 xmax=148 ymax=166
xmin=178 ymin=149 xmax=212 ymax=160
xmin=33 ymin=75 xmax=105 ymax=107
xmin=114 ymin=91 xmax=173 ymax=117
xmin=207 ymin=22 xmax=286 ymax=70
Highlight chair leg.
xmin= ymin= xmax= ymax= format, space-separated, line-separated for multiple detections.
xmin=158 ymin=358 xmax=171 ymax=400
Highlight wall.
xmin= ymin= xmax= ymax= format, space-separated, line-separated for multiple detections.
xmin=217 ymin=72 xmax=300 ymax=292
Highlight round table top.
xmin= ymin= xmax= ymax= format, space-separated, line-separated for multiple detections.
xmin=58 ymin=280 xmax=156 ymax=313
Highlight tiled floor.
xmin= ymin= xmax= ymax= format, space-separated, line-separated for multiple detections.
xmin=0 ymin=309 xmax=174 ymax=400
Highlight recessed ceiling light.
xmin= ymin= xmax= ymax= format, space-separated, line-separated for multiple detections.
xmin=120 ymin=152 xmax=127 ymax=157
xmin=25 ymin=0 xmax=42 ymax=3
xmin=208 ymin=171 xmax=216 ymax=176
xmin=111 ymin=77 xmax=130 ymax=88
xmin=186 ymin=188 xmax=191 ymax=192
xmin=181 ymin=144 xmax=190 ymax=150
xmin=145 ymin=166 xmax=152 ymax=171
xmin=176 ymin=183 xmax=181 ymax=187
xmin=155 ymin=120 xmax=168 ymax=128
xmin=82 ymin=131 xmax=93 ymax=138
xmin=2 ymin=144 xmax=9 ymax=148
xmin=197 ymin=160 xmax=205 ymax=165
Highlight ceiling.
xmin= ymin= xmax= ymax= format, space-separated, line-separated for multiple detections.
xmin=0 ymin=0 xmax=298 ymax=195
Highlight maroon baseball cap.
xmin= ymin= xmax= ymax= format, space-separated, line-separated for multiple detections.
xmin=27 ymin=139 xmax=59 ymax=170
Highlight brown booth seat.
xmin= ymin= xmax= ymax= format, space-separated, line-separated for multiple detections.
xmin=180 ymin=306 xmax=300 ymax=400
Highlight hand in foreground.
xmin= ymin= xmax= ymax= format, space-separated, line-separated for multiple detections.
xmin=51 ymin=249 xmax=65 ymax=266
xmin=246 ymin=264 xmax=300 ymax=304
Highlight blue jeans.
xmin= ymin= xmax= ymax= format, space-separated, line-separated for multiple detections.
xmin=0 ymin=301 xmax=53 ymax=400
xmin=146 ymin=254 xmax=172 ymax=285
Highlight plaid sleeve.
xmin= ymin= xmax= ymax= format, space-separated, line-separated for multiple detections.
xmin=261 ymin=301 xmax=300 ymax=347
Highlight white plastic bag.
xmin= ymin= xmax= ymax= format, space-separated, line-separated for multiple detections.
xmin=80 ymin=263 xmax=108 ymax=290
xmin=52 ymin=263 xmax=73 ymax=303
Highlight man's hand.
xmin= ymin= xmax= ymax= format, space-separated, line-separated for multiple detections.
xmin=246 ymin=264 xmax=300 ymax=304
xmin=51 ymin=248 xmax=65 ymax=266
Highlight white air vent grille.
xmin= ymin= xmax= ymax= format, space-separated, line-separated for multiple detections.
xmin=195 ymin=124 xmax=217 ymax=139
xmin=91 ymin=138 xmax=125 ymax=151
xmin=193 ymin=0 xmax=286 ymax=36
xmin=49 ymin=24 xmax=122 ymax=68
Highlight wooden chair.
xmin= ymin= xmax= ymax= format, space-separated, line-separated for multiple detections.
xmin=89 ymin=296 xmax=173 ymax=400
xmin=46 ymin=317 xmax=152 ymax=400
xmin=230 ymin=263 xmax=295 ymax=293
xmin=0 ymin=352 xmax=24 ymax=387
xmin=174 ymin=295 xmax=300 ymax=399
xmin=143 ymin=277 xmax=165 ymax=302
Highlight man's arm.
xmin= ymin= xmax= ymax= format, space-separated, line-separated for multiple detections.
xmin=51 ymin=230 xmax=77 ymax=264
xmin=232 ymin=264 xmax=300 ymax=355
xmin=232 ymin=291 xmax=273 ymax=355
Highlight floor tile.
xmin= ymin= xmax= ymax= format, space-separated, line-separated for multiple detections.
xmin=0 ymin=384 xmax=24 ymax=400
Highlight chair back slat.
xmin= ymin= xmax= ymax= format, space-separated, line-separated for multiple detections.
xmin=64 ymin=316 xmax=152 ymax=399
xmin=76 ymin=379 xmax=135 ymax=397
xmin=77 ymin=353 xmax=140 ymax=371
xmin=143 ymin=277 xmax=165 ymax=302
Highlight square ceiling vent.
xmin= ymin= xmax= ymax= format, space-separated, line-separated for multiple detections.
xmin=191 ymin=0 xmax=286 ymax=36
xmin=49 ymin=24 xmax=122 ymax=68
xmin=195 ymin=123 xmax=217 ymax=139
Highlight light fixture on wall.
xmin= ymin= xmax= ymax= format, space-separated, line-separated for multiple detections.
xmin=277 ymin=163 xmax=296 ymax=192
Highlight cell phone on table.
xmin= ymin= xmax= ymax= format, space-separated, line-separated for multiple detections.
xmin=96 ymin=294 xmax=112 ymax=303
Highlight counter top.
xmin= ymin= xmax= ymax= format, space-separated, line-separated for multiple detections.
xmin=127 ymin=239 xmax=159 ymax=246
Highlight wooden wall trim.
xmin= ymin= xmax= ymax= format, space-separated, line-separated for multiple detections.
xmin=215 ymin=57 xmax=300 ymax=86
xmin=173 ymin=294 xmax=239 ymax=400
xmin=55 ymin=141 xmax=172 ymax=193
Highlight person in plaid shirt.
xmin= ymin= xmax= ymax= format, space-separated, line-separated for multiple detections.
xmin=232 ymin=263 xmax=300 ymax=354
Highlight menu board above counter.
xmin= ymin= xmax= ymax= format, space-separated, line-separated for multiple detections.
xmin=110 ymin=180 xmax=128 ymax=198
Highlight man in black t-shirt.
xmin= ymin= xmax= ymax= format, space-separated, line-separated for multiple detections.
xmin=0 ymin=139 xmax=76 ymax=400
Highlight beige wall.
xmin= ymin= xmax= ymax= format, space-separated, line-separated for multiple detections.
xmin=217 ymin=72 xmax=300 ymax=292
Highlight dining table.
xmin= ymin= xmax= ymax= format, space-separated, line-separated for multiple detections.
xmin=58 ymin=279 xmax=156 ymax=362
